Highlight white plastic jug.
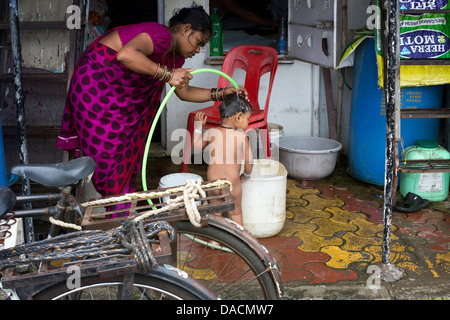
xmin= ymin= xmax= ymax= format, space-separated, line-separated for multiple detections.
xmin=241 ymin=159 xmax=287 ymax=238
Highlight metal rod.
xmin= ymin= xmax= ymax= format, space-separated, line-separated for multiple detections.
xmin=158 ymin=0 xmax=167 ymax=149
xmin=16 ymin=193 xmax=62 ymax=203
xmin=13 ymin=207 xmax=59 ymax=218
xmin=382 ymin=0 xmax=400 ymax=265
xmin=337 ymin=0 xmax=348 ymax=142
xmin=9 ymin=0 xmax=33 ymax=243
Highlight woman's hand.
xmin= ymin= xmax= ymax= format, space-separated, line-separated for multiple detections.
xmin=224 ymin=86 xmax=249 ymax=101
xmin=169 ymin=68 xmax=194 ymax=89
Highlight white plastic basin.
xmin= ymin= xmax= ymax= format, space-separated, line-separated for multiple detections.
xmin=276 ymin=136 xmax=342 ymax=180
xmin=159 ymin=173 xmax=203 ymax=204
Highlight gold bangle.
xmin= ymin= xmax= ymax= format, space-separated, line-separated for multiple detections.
xmin=163 ymin=67 xmax=171 ymax=82
xmin=210 ymin=88 xmax=227 ymax=102
xmin=215 ymin=88 xmax=219 ymax=101
xmin=154 ymin=64 xmax=174 ymax=83
xmin=153 ymin=63 xmax=162 ymax=79
xmin=156 ymin=66 xmax=165 ymax=80
xmin=210 ymin=88 xmax=217 ymax=101
xmin=161 ymin=66 xmax=168 ymax=81
xmin=219 ymin=88 xmax=225 ymax=101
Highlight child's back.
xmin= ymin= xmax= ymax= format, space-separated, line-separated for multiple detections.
xmin=205 ymin=126 xmax=248 ymax=183
xmin=193 ymin=94 xmax=253 ymax=226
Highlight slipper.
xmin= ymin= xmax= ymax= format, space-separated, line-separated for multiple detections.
xmin=394 ymin=192 xmax=429 ymax=213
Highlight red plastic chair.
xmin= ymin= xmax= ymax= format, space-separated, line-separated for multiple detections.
xmin=181 ymin=45 xmax=278 ymax=173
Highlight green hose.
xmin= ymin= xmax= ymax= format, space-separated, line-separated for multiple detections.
xmin=141 ymin=68 xmax=239 ymax=199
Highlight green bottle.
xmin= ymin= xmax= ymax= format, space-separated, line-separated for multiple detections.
xmin=210 ymin=8 xmax=223 ymax=56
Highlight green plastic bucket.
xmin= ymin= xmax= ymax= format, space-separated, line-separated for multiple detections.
xmin=399 ymin=140 xmax=450 ymax=202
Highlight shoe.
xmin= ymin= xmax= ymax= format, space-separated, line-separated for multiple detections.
xmin=394 ymin=192 xmax=429 ymax=213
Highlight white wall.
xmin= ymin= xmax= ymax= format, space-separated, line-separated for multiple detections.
xmin=163 ymin=0 xmax=322 ymax=155
xmin=163 ymin=0 xmax=374 ymax=156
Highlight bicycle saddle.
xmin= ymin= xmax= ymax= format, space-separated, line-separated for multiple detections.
xmin=10 ymin=156 xmax=96 ymax=188
xmin=0 ymin=186 xmax=16 ymax=217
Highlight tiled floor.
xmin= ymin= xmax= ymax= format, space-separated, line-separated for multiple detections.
xmin=144 ymin=155 xmax=450 ymax=299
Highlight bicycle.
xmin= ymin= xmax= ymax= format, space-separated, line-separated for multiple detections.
xmin=0 ymin=158 xmax=216 ymax=300
xmin=0 ymin=222 xmax=217 ymax=300
xmin=1 ymin=156 xmax=284 ymax=300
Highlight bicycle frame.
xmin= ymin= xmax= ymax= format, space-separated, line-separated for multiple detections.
xmin=0 ymin=175 xmax=220 ymax=300
xmin=1 ymin=158 xmax=284 ymax=300
xmin=13 ymin=185 xmax=85 ymax=238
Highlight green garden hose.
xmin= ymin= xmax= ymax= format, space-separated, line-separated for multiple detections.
xmin=141 ymin=68 xmax=239 ymax=201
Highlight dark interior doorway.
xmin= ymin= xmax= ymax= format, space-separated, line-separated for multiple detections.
xmin=106 ymin=0 xmax=162 ymax=142
xmin=107 ymin=0 xmax=158 ymax=28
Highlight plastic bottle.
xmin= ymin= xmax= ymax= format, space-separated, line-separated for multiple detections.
xmin=278 ymin=18 xmax=287 ymax=55
xmin=210 ymin=8 xmax=223 ymax=56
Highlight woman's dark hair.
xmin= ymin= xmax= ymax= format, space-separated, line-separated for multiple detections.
xmin=169 ymin=4 xmax=212 ymax=36
xmin=219 ymin=94 xmax=252 ymax=119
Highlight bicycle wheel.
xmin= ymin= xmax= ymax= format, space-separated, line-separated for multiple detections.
xmin=176 ymin=215 xmax=283 ymax=300
xmin=32 ymin=264 xmax=217 ymax=300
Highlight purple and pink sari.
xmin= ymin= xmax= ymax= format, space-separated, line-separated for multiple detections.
xmin=57 ymin=22 xmax=184 ymax=197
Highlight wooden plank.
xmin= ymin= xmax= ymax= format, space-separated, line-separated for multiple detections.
xmin=0 ymin=72 xmax=68 ymax=83
xmin=0 ymin=21 xmax=68 ymax=30
xmin=400 ymin=59 xmax=450 ymax=65
xmin=399 ymin=159 xmax=450 ymax=173
xmin=401 ymin=108 xmax=450 ymax=118
xmin=322 ymin=67 xmax=338 ymax=141
xmin=400 ymin=9 xmax=450 ymax=14
xmin=1 ymin=257 xmax=137 ymax=289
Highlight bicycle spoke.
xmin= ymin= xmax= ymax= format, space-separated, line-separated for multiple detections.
xmin=176 ymin=225 xmax=274 ymax=299
xmin=220 ymin=268 xmax=271 ymax=299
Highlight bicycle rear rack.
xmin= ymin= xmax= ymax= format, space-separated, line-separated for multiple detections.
xmin=1 ymin=182 xmax=235 ymax=292
xmin=0 ymin=224 xmax=173 ymax=292
xmin=1 ymin=254 xmax=138 ymax=290
xmin=80 ymin=180 xmax=235 ymax=231
xmin=81 ymin=181 xmax=235 ymax=267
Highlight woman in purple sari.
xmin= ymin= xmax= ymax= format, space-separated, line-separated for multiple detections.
xmin=57 ymin=6 xmax=246 ymax=199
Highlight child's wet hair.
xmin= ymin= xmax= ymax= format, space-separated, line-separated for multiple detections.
xmin=219 ymin=94 xmax=252 ymax=119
